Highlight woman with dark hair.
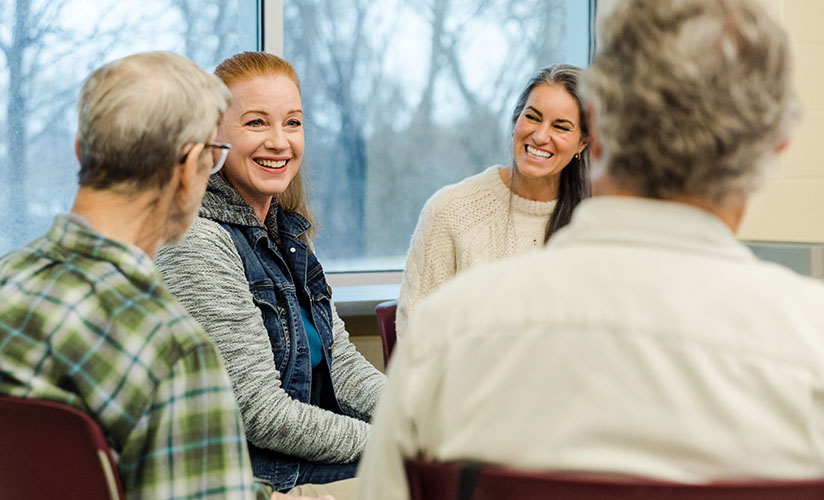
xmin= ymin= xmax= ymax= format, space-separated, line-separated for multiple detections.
xmin=397 ymin=64 xmax=590 ymax=337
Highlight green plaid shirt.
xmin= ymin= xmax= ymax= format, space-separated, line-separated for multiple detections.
xmin=0 ymin=214 xmax=272 ymax=499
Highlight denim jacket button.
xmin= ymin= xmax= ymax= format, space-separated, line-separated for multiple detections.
xmin=289 ymin=247 xmax=296 ymax=253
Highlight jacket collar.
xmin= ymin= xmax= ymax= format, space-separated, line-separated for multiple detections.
xmin=199 ymin=174 xmax=311 ymax=239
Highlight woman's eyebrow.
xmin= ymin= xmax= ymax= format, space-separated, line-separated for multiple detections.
xmin=241 ymin=109 xmax=268 ymax=118
xmin=525 ymin=106 xmax=543 ymax=118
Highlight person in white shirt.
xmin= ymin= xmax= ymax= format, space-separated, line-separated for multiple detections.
xmin=396 ymin=64 xmax=591 ymax=338
xmin=356 ymin=1 xmax=820 ymax=498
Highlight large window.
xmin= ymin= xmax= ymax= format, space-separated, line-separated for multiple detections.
xmin=0 ymin=0 xmax=593 ymax=273
xmin=283 ymin=0 xmax=593 ymax=271
xmin=0 ymin=0 xmax=258 ymax=255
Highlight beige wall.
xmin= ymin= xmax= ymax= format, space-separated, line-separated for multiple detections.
xmin=344 ymin=314 xmax=386 ymax=373
xmin=738 ymin=0 xmax=824 ymax=243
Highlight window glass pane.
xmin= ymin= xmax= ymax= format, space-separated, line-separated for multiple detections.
xmin=284 ymin=0 xmax=591 ymax=272
xmin=0 ymin=0 xmax=258 ymax=256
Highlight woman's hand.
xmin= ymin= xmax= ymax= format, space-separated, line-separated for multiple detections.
xmin=271 ymin=492 xmax=335 ymax=500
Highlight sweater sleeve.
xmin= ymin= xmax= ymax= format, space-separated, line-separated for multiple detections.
xmin=155 ymin=218 xmax=369 ymax=463
xmin=327 ymin=300 xmax=386 ymax=421
xmin=396 ymin=192 xmax=457 ymax=339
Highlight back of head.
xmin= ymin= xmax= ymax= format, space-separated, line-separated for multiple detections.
xmin=584 ymin=0 xmax=799 ymax=205
xmin=76 ymin=51 xmax=230 ymax=193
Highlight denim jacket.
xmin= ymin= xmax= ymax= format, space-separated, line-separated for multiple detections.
xmin=156 ymin=175 xmax=384 ymax=491
xmin=220 ymin=206 xmax=345 ymax=487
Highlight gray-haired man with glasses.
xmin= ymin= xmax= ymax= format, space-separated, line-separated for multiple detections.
xmin=0 ymin=51 xmax=331 ymax=500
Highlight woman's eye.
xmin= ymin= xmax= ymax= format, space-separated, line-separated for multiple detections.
xmin=555 ymin=125 xmax=570 ymax=131
xmin=525 ymin=113 xmax=539 ymax=121
xmin=246 ymin=119 xmax=265 ymax=127
xmin=287 ymin=119 xmax=302 ymax=127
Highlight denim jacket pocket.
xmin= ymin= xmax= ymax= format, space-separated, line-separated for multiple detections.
xmin=305 ymin=264 xmax=333 ymax=331
xmin=250 ymin=279 xmax=290 ymax=372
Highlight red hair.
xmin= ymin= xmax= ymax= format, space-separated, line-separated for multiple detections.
xmin=215 ymin=52 xmax=313 ymax=241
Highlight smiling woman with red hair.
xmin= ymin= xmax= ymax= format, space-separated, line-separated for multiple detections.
xmin=156 ymin=51 xmax=385 ymax=496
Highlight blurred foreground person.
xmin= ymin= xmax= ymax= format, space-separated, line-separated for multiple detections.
xmin=0 ymin=51 xmax=331 ymax=500
xmin=356 ymin=1 xmax=823 ymax=499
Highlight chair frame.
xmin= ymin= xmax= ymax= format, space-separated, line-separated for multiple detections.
xmin=375 ymin=299 xmax=398 ymax=367
xmin=405 ymin=459 xmax=824 ymax=500
xmin=0 ymin=394 xmax=125 ymax=500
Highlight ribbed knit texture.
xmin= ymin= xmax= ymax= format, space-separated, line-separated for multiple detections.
xmin=397 ymin=166 xmax=556 ymax=337
xmin=155 ymin=175 xmax=385 ymax=464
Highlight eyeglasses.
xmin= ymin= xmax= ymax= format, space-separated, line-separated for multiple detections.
xmin=206 ymin=142 xmax=232 ymax=174
xmin=178 ymin=141 xmax=232 ymax=174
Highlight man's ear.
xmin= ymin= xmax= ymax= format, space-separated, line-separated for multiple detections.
xmin=74 ymin=136 xmax=81 ymax=163
xmin=586 ymin=104 xmax=602 ymax=161
xmin=175 ymin=143 xmax=206 ymax=197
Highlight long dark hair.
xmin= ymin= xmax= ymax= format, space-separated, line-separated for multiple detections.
xmin=510 ymin=64 xmax=591 ymax=243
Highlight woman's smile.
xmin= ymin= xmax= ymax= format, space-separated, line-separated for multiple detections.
xmin=526 ymin=144 xmax=554 ymax=160
xmin=254 ymin=158 xmax=288 ymax=170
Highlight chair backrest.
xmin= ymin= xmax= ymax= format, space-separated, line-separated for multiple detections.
xmin=375 ymin=299 xmax=398 ymax=367
xmin=405 ymin=459 xmax=824 ymax=500
xmin=0 ymin=394 xmax=125 ymax=500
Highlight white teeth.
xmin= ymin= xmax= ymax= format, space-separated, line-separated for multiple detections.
xmin=256 ymin=159 xmax=287 ymax=168
xmin=526 ymin=145 xmax=552 ymax=159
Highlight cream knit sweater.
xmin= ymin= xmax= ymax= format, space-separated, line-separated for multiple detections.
xmin=397 ymin=165 xmax=556 ymax=337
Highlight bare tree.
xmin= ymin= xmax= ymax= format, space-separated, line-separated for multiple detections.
xmin=0 ymin=0 xmax=73 ymax=247
xmin=172 ymin=0 xmax=240 ymax=69
xmin=282 ymin=0 xmax=572 ymax=265
xmin=0 ymin=0 xmax=181 ymax=252
xmin=0 ymin=0 xmax=130 ymax=247
xmin=285 ymin=0 xmax=385 ymax=260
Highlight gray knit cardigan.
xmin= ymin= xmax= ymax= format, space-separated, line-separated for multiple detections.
xmin=155 ymin=176 xmax=386 ymax=463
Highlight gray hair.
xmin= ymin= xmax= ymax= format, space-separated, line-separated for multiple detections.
xmin=584 ymin=0 xmax=800 ymax=204
xmin=76 ymin=51 xmax=231 ymax=191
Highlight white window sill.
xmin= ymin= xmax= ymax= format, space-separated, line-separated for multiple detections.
xmin=326 ymin=271 xmax=401 ymax=316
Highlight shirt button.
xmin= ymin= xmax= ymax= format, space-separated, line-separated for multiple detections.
xmin=290 ymin=247 xmax=296 ymax=253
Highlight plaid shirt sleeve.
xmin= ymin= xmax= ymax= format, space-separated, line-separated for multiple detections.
xmin=116 ymin=340 xmax=272 ymax=500
xmin=0 ymin=217 xmax=273 ymax=499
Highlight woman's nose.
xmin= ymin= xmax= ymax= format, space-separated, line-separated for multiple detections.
xmin=264 ymin=126 xmax=288 ymax=150
xmin=532 ymin=123 xmax=553 ymax=145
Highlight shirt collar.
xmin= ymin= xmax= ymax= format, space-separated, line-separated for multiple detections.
xmin=48 ymin=213 xmax=160 ymax=287
xmin=549 ymin=197 xmax=755 ymax=262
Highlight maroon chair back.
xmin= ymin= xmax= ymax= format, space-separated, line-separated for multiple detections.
xmin=375 ymin=299 xmax=398 ymax=367
xmin=405 ymin=459 xmax=824 ymax=500
xmin=0 ymin=394 xmax=125 ymax=500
